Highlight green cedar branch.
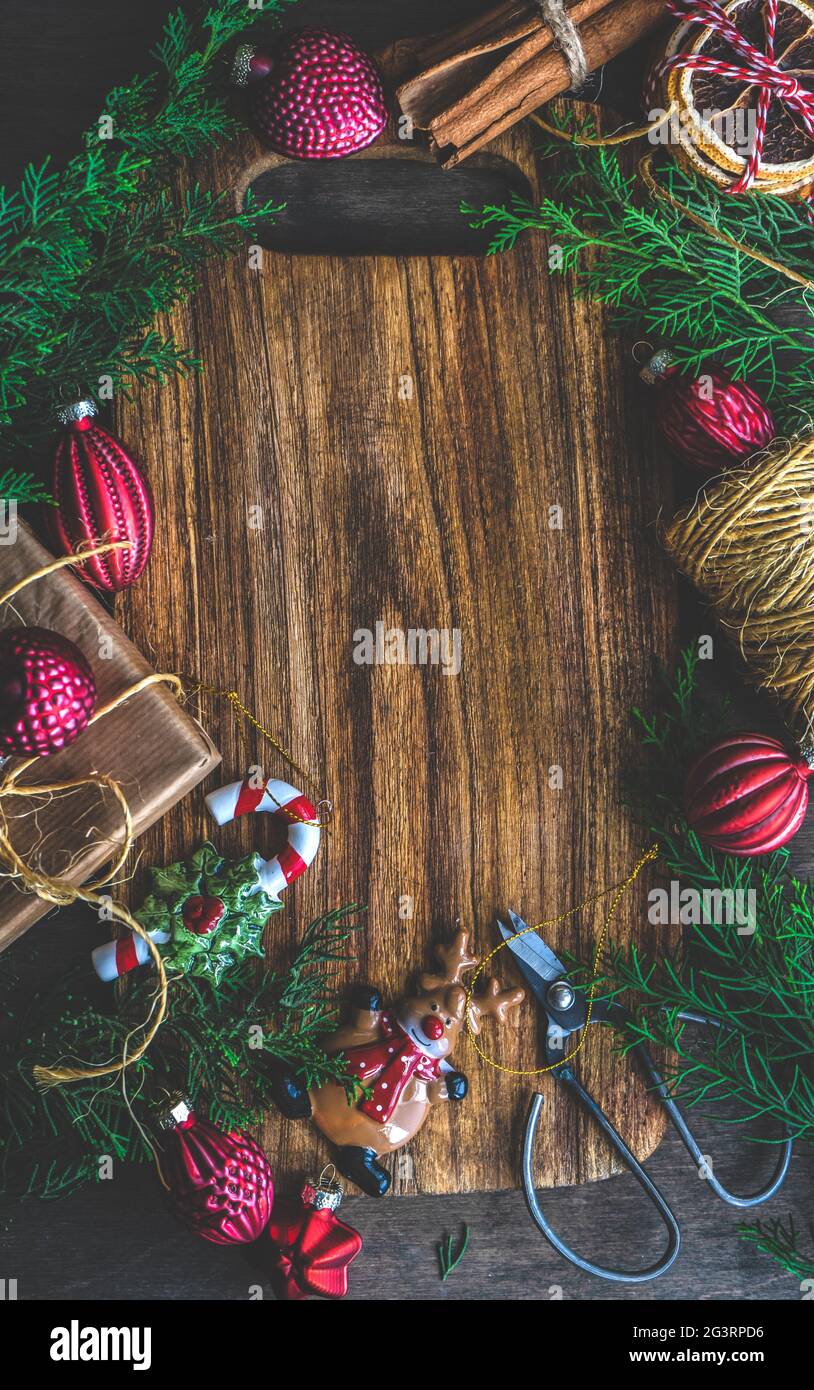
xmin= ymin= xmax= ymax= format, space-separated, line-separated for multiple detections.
xmin=0 ymin=468 xmax=53 ymax=505
xmin=581 ymin=646 xmax=814 ymax=1147
xmin=0 ymin=0 xmax=298 ymax=465
xmin=738 ymin=1216 xmax=814 ymax=1283
xmin=437 ymin=1223 xmax=471 ymax=1281
xmin=464 ymin=116 xmax=814 ymax=430
xmin=0 ymin=904 xmax=364 ymax=1199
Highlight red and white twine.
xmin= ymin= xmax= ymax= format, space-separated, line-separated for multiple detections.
xmin=648 ymin=0 xmax=814 ymax=193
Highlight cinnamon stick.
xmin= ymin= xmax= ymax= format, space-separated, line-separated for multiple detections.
xmin=396 ymin=0 xmax=668 ymax=167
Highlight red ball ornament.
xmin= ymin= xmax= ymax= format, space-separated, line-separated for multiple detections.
xmin=0 ymin=626 xmax=97 ymax=758
xmin=51 ymin=400 xmax=153 ymax=592
xmin=232 ymin=27 xmax=388 ymax=160
xmin=685 ymin=733 xmax=814 ymax=856
xmin=160 ymin=1098 xmax=273 ymax=1245
xmin=265 ymin=1170 xmax=362 ymax=1299
xmin=641 ymin=351 xmax=775 ymax=475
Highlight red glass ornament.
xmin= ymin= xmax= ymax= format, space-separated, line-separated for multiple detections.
xmin=265 ymin=1172 xmax=362 ymax=1299
xmin=641 ymin=352 xmax=775 ymax=475
xmin=233 ymin=27 xmax=387 ymax=161
xmin=161 ymin=1098 xmax=273 ymax=1245
xmin=685 ymin=733 xmax=813 ymax=856
xmin=0 ymin=626 xmax=97 ymax=758
xmin=51 ymin=400 xmax=153 ymax=592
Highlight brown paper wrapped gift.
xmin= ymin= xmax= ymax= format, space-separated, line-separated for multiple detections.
xmin=0 ymin=521 xmax=220 ymax=953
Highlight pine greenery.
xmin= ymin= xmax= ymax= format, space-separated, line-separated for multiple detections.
xmin=0 ymin=468 xmax=52 ymax=506
xmin=738 ymin=1216 xmax=814 ymax=1282
xmin=0 ymin=0 xmax=298 ymax=474
xmin=595 ymin=647 xmax=814 ymax=1144
xmin=0 ymin=904 xmax=363 ymax=1199
xmin=464 ymin=118 xmax=814 ymax=430
xmin=586 ymin=649 xmax=814 ymax=1282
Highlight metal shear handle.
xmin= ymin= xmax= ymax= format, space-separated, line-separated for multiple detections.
xmin=638 ymin=1013 xmax=792 ymax=1211
xmin=522 ymin=1010 xmax=793 ymax=1285
xmin=523 ymin=1082 xmax=681 ymax=1284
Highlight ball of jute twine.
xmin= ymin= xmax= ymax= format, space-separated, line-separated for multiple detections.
xmin=0 ymin=539 xmax=182 ymax=1089
xmin=663 ymin=433 xmax=814 ymax=743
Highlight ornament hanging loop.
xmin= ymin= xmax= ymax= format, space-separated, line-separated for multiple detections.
xmin=631 ymin=340 xmax=655 ymax=367
xmin=302 ymin=1165 xmax=344 ymax=1212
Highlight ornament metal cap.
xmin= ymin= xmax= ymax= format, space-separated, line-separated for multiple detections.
xmin=56 ymin=399 xmax=98 ymax=426
xmin=640 ymin=349 xmax=676 ymax=386
xmin=301 ymin=1165 xmax=343 ymax=1212
xmin=157 ymin=1094 xmax=194 ymax=1132
xmin=231 ymin=43 xmax=256 ymax=87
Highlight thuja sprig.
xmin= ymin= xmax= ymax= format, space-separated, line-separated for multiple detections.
xmin=464 ymin=116 xmax=814 ymax=429
xmin=738 ymin=1216 xmax=814 ymax=1282
xmin=437 ymin=1223 xmax=470 ymax=1281
xmin=560 ymin=647 xmax=814 ymax=1282
xmin=0 ymin=468 xmax=53 ymax=505
xmin=0 ymin=0 xmax=298 ymax=464
xmin=0 ymin=904 xmax=364 ymax=1199
xmin=580 ymin=647 xmax=814 ymax=1145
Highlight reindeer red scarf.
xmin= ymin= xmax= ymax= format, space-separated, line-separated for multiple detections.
xmin=342 ymin=1013 xmax=442 ymax=1123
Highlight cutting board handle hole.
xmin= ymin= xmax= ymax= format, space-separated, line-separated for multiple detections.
xmin=242 ymin=155 xmax=533 ymax=256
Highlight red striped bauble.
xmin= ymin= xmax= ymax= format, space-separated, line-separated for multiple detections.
xmin=51 ymin=400 xmax=153 ymax=593
xmin=641 ymin=352 xmax=775 ymax=475
xmin=685 ymin=733 xmax=814 ymax=856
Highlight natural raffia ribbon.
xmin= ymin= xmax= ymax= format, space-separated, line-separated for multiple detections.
xmin=664 ymin=433 xmax=814 ymax=743
xmin=2 ymin=542 xmax=329 ymax=1090
xmin=0 ymin=539 xmax=181 ymax=1089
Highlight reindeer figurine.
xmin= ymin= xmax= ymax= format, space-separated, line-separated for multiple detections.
xmin=270 ymin=930 xmax=525 ymax=1196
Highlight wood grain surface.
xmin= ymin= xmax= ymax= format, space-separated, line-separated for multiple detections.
xmin=115 ymin=103 xmax=677 ymax=1193
xmin=2 ymin=0 xmax=809 ymax=1306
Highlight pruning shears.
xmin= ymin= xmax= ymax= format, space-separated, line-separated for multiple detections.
xmin=499 ymin=910 xmax=793 ymax=1284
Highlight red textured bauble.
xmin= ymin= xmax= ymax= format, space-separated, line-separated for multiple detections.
xmin=0 ymin=626 xmax=97 ymax=758
xmin=51 ymin=400 xmax=153 ymax=592
xmin=161 ymin=1099 xmax=273 ymax=1245
xmin=233 ymin=28 xmax=388 ymax=160
xmin=641 ymin=352 xmax=775 ymax=475
xmin=685 ymin=733 xmax=814 ymax=856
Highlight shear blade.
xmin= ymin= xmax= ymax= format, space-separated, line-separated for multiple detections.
xmin=498 ymin=910 xmax=567 ymax=989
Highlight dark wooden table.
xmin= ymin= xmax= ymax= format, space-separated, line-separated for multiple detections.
xmin=0 ymin=0 xmax=811 ymax=1303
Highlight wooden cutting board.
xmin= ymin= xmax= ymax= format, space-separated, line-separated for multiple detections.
xmin=116 ymin=107 xmax=676 ymax=1194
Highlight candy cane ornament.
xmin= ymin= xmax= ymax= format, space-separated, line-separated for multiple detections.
xmin=91 ymin=925 xmax=172 ymax=982
xmin=92 ymin=776 xmax=321 ymax=982
xmin=204 ymin=776 xmax=321 ymax=898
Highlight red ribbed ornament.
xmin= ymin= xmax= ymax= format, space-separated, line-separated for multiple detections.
xmin=265 ymin=1172 xmax=362 ymax=1300
xmin=161 ymin=1099 xmax=273 ymax=1245
xmin=233 ymin=27 xmax=387 ymax=160
xmin=685 ymin=733 xmax=814 ymax=856
xmin=0 ymin=626 xmax=96 ymax=758
xmin=51 ymin=400 xmax=153 ymax=592
xmin=641 ymin=352 xmax=775 ymax=475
